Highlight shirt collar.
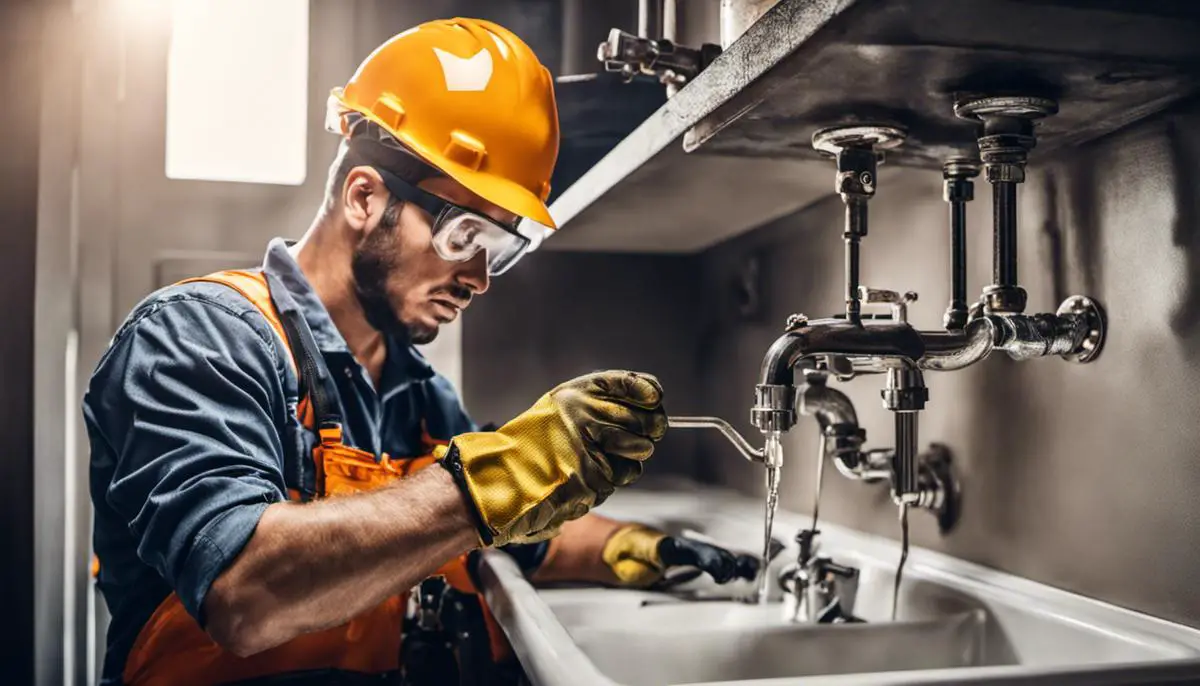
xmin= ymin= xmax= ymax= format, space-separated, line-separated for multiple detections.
xmin=261 ymin=238 xmax=434 ymax=393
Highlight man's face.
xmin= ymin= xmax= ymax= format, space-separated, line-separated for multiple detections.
xmin=349 ymin=172 xmax=517 ymax=345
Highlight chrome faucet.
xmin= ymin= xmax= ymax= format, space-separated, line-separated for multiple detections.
xmin=778 ymin=529 xmax=860 ymax=624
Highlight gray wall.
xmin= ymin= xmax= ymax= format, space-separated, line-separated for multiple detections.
xmin=692 ymin=98 xmax=1200 ymax=627
xmin=462 ymin=252 xmax=704 ymax=478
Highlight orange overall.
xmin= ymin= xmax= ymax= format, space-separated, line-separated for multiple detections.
xmin=120 ymin=270 xmax=507 ymax=686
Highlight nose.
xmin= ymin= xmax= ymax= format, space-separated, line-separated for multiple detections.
xmin=458 ymin=249 xmax=490 ymax=295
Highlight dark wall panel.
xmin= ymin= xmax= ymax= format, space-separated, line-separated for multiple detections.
xmin=462 ymin=251 xmax=705 ymax=480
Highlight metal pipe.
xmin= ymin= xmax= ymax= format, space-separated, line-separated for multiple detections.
xmin=845 ymin=200 xmax=865 ymax=323
xmin=662 ymin=0 xmax=677 ymax=41
xmin=754 ymin=298 xmax=1104 ymax=433
xmin=757 ymin=308 xmax=1100 ymax=384
xmin=918 ymin=318 xmax=996 ymax=371
xmin=798 ymin=380 xmax=864 ymax=472
xmin=667 ymin=416 xmax=765 ymax=463
xmin=637 ymin=0 xmax=652 ymax=37
xmin=942 ymin=158 xmax=978 ymax=330
xmin=798 ymin=381 xmax=858 ymax=429
xmin=994 ymin=181 xmax=1018 ymax=287
xmin=951 ymin=201 xmax=967 ymax=309
xmin=954 ymin=95 xmax=1058 ymax=316
xmin=757 ymin=319 xmax=925 ymax=387
xmin=832 ymin=454 xmax=892 ymax=482
xmin=892 ymin=413 xmax=919 ymax=499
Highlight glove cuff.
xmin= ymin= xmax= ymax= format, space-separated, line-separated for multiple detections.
xmin=437 ymin=443 xmax=495 ymax=547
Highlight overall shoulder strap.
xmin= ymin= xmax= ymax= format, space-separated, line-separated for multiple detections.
xmin=178 ymin=269 xmax=297 ymax=373
xmin=177 ymin=270 xmax=343 ymax=436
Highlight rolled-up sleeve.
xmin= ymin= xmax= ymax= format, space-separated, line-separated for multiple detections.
xmin=85 ymin=294 xmax=289 ymax=624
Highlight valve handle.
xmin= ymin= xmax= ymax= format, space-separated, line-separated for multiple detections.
xmin=858 ymin=287 xmax=918 ymax=324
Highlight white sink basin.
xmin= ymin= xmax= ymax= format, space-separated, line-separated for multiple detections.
xmin=569 ymin=612 xmax=991 ymax=685
xmin=479 ymin=487 xmax=1200 ymax=685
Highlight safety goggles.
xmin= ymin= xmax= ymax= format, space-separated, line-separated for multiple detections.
xmin=374 ymin=167 xmax=531 ymax=276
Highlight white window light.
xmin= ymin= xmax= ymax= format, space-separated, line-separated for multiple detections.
xmin=165 ymin=0 xmax=309 ymax=185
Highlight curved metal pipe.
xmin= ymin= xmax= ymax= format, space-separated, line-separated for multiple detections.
xmin=918 ymin=317 xmax=997 ymax=371
xmin=759 ymin=320 xmax=926 ymax=386
xmin=797 ymin=377 xmax=881 ymax=484
xmin=667 ymin=416 xmax=765 ymax=463
xmin=797 ymin=381 xmax=858 ymax=429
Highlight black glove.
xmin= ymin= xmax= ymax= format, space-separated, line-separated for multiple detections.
xmin=658 ymin=536 xmax=760 ymax=584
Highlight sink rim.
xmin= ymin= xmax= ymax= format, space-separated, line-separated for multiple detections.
xmin=593 ymin=489 xmax=1200 ymax=655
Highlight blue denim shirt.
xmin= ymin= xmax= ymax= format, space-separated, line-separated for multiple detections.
xmin=85 ymin=239 xmax=484 ymax=684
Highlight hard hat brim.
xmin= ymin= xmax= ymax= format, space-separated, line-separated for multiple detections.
xmin=334 ymin=95 xmax=558 ymax=230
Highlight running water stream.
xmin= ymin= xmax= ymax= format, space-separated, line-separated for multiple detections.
xmin=892 ymin=502 xmax=909 ymax=620
xmin=758 ymin=432 xmax=783 ymax=605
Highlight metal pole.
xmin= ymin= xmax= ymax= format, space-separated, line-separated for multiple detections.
xmin=892 ymin=413 xmax=919 ymax=498
xmin=845 ymin=200 xmax=866 ymax=324
xmin=994 ymin=181 xmax=1018 ymax=287
xmin=942 ymin=158 xmax=979 ymax=330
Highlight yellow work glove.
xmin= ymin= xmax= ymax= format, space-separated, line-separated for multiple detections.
xmin=438 ymin=371 xmax=667 ymax=548
xmin=602 ymin=524 xmax=762 ymax=588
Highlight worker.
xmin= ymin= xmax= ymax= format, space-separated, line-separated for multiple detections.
xmin=86 ymin=18 xmax=757 ymax=686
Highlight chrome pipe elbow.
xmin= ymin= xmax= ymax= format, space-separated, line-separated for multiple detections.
xmin=918 ymin=317 xmax=997 ymax=371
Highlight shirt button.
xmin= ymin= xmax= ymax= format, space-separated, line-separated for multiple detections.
xmin=344 ymin=367 xmax=354 ymax=379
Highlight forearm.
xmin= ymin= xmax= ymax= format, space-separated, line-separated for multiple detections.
xmin=205 ymin=466 xmax=478 ymax=655
xmin=531 ymin=514 xmax=624 ymax=585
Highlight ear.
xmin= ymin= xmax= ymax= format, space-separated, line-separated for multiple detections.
xmin=341 ymin=166 xmax=387 ymax=234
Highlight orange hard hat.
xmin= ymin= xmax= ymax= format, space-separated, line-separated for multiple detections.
xmin=326 ymin=18 xmax=560 ymax=229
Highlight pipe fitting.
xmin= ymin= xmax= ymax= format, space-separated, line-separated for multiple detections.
xmin=881 ymin=367 xmax=928 ymax=412
xmin=982 ymin=284 xmax=1029 ymax=316
xmin=835 ymin=148 xmax=878 ymax=203
xmin=751 ymin=384 xmax=796 ymax=433
xmin=944 ymin=177 xmax=976 ymax=203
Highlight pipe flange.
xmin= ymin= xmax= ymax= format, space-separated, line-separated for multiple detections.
xmin=1056 ymin=296 xmax=1107 ymax=364
xmin=812 ymin=124 xmax=907 ymax=156
xmin=953 ymin=96 xmax=1059 ymax=121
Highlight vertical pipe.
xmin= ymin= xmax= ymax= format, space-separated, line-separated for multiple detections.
xmin=560 ymin=0 xmax=585 ymax=75
xmin=845 ymin=199 xmax=867 ymax=323
xmin=942 ymin=159 xmax=976 ymax=330
xmin=662 ymin=0 xmax=677 ymax=41
xmin=845 ymin=237 xmax=861 ymax=323
xmin=951 ymin=201 xmax=967 ymax=313
xmin=638 ymin=0 xmax=652 ymax=37
xmin=994 ymin=181 xmax=1018 ymax=287
xmin=892 ymin=413 xmax=919 ymax=498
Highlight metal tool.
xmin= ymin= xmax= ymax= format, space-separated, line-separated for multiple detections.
xmin=667 ymin=416 xmax=765 ymax=463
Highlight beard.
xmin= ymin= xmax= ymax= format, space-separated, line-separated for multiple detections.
xmin=350 ymin=201 xmax=437 ymax=345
